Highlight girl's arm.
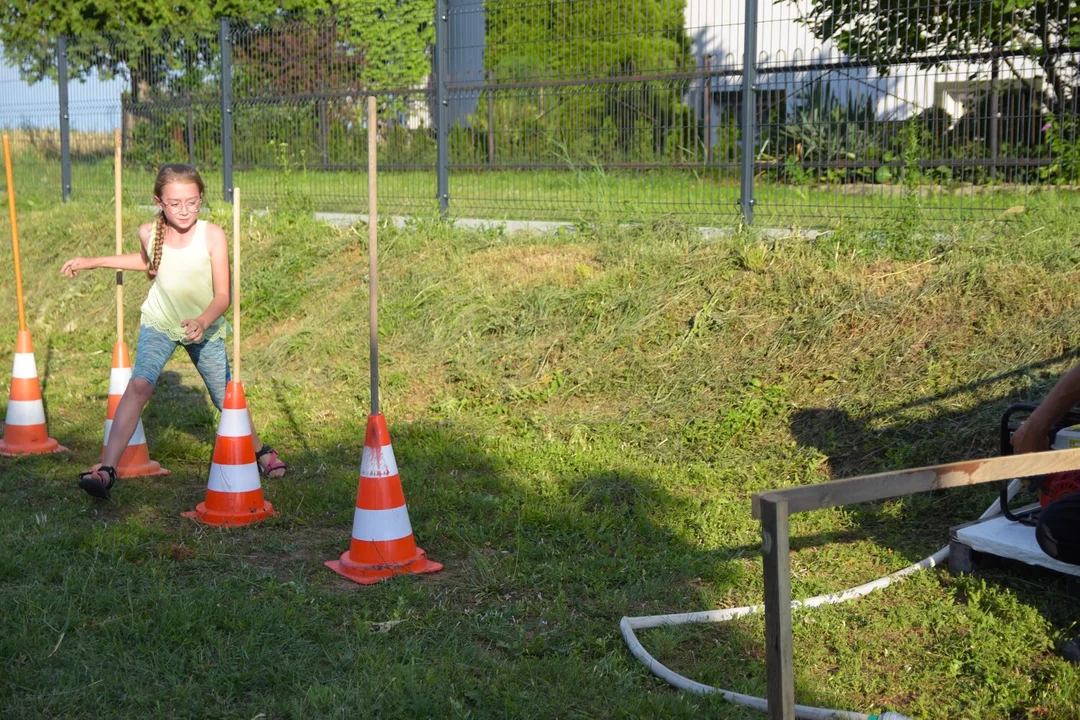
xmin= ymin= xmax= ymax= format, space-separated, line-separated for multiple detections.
xmin=61 ymin=223 xmax=154 ymax=277
xmin=179 ymin=223 xmax=231 ymax=343
xmin=61 ymin=253 xmax=148 ymax=276
xmin=1012 ymin=362 xmax=1080 ymax=453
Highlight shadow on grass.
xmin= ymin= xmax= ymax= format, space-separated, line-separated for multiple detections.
xmin=787 ymin=350 xmax=1080 ymax=553
xmin=234 ymin=416 xmax=837 ymax=717
xmin=2 ymin=414 xmax=904 ymax=714
xmin=786 ymin=354 xmax=1080 ymax=670
xmin=2 ymin=410 xmax=804 ymax=717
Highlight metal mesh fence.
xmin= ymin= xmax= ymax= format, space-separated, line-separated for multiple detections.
xmin=755 ymin=0 xmax=1080 ymax=222
xmin=42 ymin=26 xmax=222 ymax=209
xmin=1 ymin=1 xmax=1078 ymax=226
xmin=230 ymin=18 xmax=436 ymax=214
xmin=0 ymin=52 xmax=63 ymax=206
xmin=447 ymin=0 xmax=746 ymax=223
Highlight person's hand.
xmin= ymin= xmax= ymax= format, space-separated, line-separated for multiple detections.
xmin=1012 ymin=417 xmax=1051 ymax=455
xmin=180 ymin=318 xmax=207 ymax=343
xmin=61 ymin=257 xmax=92 ymax=277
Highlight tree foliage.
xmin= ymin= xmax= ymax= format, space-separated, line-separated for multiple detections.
xmin=484 ymin=0 xmax=694 ymax=160
xmin=486 ymin=0 xmax=690 ymax=80
xmin=796 ymin=0 xmax=1080 ymax=110
xmin=1 ymin=1 xmax=324 ymax=84
xmin=338 ymin=0 xmax=433 ymax=92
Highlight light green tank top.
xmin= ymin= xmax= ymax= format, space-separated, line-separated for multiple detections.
xmin=140 ymin=219 xmax=228 ymax=344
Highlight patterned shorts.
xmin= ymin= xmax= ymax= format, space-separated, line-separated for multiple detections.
xmin=131 ymin=324 xmax=232 ymax=411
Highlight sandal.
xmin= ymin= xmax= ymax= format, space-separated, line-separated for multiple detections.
xmin=78 ymin=466 xmax=117 ymax=499
xmin=255 ymin=445 xmax=287 ymax=479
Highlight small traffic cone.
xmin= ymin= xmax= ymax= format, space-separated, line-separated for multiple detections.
xmin=101 ymin=341 xmax=169 ymax=477
xmin=0 ymin=329 xmax=66 ymax=456
xmin=325 ymin=413 xmax=442 ymax=584
xmin=182 ymin=380 xmax=273 ymax=526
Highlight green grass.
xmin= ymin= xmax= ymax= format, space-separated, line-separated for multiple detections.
xmin=6 ymin=151 xmax=1080 ymax=227
xmin=2 ymin=197 xmax=1080 ymax=718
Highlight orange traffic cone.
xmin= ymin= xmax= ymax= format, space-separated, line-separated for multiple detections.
xmin=182 ymin=380 xmax=273 ymax=526
xmin=0 ymin=329 xmax=66 ymax=456
xmin=325 ymin=413 xmax=442 ymax=584
xmin=100 ymin=341 xmax=168 ymax=477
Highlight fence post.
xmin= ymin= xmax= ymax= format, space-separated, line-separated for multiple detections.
xmin=990 ymin=53 xmax=1000 ymax=183
xmin=740 ymin=0 xmax=758 ymax=225
xmin=703 ymin=54 xmax=713 ymax=165
xmin=318 ymin=77 xmax=329 ymax=167
xmin=220 ymin=17 xmax=234 ymax=204
xmin=487 ymin=68 xmax=495 ymax=166
xmin=760 ymin=495 xmax=795 ymax=720
xmin=435 ymin=0 xmax=449 ymax=219
xmin=186 ymin=89 xmax=196 ymax=165
xmin=57 ymin=36 xmax=72 ymax=203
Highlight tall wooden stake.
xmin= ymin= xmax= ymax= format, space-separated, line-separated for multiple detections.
xmin=233 ymin=187 xmax=241 ymax=383
xmin=368 ymin=96 xmax=379 ymax=416
xmin=761 ymin=496 xmax=795 ymax=719
xmin=114 ymin=129 xmax=124 ymax=342
xmin=2 ymin=134 xmax=27 ymax=332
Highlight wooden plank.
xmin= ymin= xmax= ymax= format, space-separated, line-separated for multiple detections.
xmin=761 ymin=496 xmax=795 ymax=720
xmin=751 ymin=447 xmax=1080 ymax=519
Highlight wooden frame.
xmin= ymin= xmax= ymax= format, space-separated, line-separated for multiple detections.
xmin=750 ymin=447 xmax=1080 ymax=720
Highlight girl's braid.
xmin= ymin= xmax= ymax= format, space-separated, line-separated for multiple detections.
xmin=148 ymin=213 xmax=165 ymax=278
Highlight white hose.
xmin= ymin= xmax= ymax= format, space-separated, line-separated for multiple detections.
xmin=620 ymin=480 xmax=1023 ymax=720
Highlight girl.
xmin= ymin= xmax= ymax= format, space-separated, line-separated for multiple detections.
xmin=61 ymin=164 xmax=286 ymax=498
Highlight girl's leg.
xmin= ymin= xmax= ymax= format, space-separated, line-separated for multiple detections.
xmin=80 ymin=325 xmax=175 ymax=496
xmin=187 ymin=336 xmax=285 ymax=478
xmin=101 ymin=380 xmax=153 ymax=467
xmin=104 ymin=327 xmax=176 ymax=465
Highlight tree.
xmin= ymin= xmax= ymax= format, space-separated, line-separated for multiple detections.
xmin=796 ymin=0 xmax=1080 ymax=114
xmin=1 ymin=2 xmax=324 ymax=85
xmin=339 ymin=1 xmax=433 ymax=91
xmin=484 ymin=0 xmax=694 ymax=162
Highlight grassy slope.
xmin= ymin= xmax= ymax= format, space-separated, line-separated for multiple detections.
xmin=1 ymin=198 xmax=1080 ymax=718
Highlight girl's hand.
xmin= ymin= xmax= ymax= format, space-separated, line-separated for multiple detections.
xmin=61 ymin=257 xmax=92 ymax=277
xmin=180 ymin=318 xmax=207 ymax=343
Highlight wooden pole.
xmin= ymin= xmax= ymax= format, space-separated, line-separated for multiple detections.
xmin=2 ymin=135 xmax=27 ymax=332
xmin=233 ymin=187 xmax=241 ymax=383
xmin=760 ymin=496 xmax=795 ymax=720
xmin=367 ymin=96 xmax=379 ymax=416
xmin=114 ymin=129 xmax=124 ymax=342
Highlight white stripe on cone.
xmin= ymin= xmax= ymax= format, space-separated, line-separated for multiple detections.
xmin=351 ymin=505 xmax=414 ymax=542
xmin=109 ymin=367 xmax=133 ymax=395
xmin=207 ymin=462 xmax=262 ymax=493
xmin=360 ymin=444 xmax=399 ymax=478
xmin=5 ymin=399 xmax=46 ymax=426
xmin=216 ymin=408 xmax=252 ymax=438
xmin=103 ymin=418 xmax=147 ymax=447
xmin=12 ymin=353 xmax=37 ymax=379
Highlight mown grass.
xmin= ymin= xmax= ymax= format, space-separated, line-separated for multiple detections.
xmin=2 ymin=195 xmax=1080 ymax=718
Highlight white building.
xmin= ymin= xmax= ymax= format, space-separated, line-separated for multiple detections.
xmin=686 ymin=0 xmax=1046 ymax=128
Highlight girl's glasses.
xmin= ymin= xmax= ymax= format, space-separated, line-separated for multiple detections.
xmin=162 ymin=199 xmax=202 ymax=214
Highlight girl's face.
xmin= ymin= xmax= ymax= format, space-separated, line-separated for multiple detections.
xmin=156 ymin=182 xmax=203 ymax=230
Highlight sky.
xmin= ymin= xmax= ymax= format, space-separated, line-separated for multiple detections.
xmin=1 ymin=61 xmax=125 ymax=133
